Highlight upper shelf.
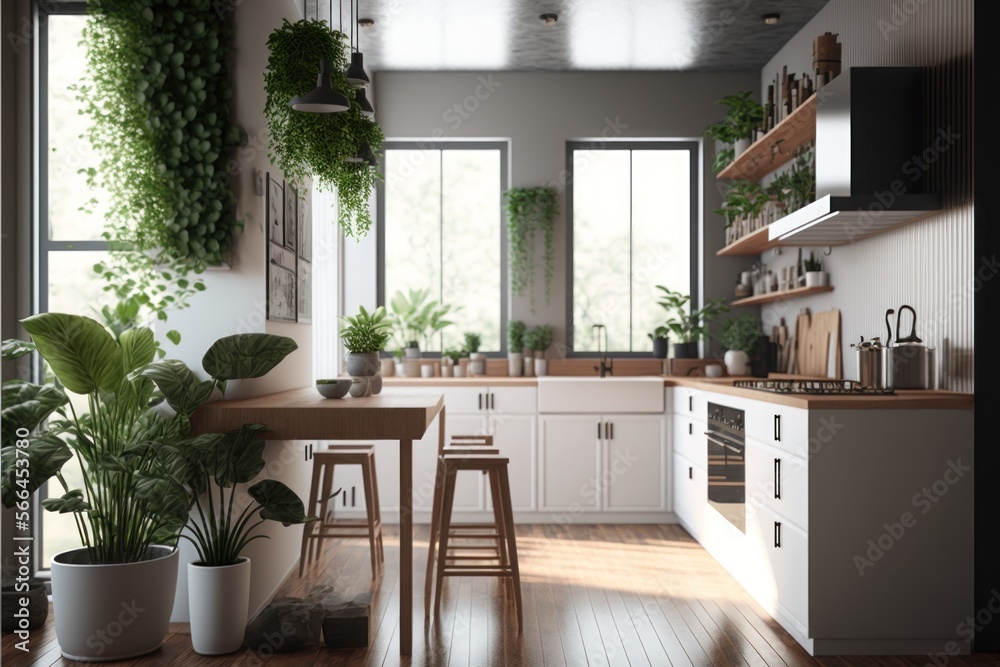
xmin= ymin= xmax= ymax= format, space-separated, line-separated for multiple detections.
xmin=730 ymin=285 xmax=833 ymax=307
xmin=716 ymin=225 xmax=780 ymax=256
xmin=717 ymin=93 xmax=817 ymax=182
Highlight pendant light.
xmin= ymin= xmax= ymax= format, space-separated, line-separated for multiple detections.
xmin=289 ymin=0 xmax=349 ymax=113
xmin=344 ymin=141 xmax=377 ymax=166
xmin=345 ymin=0 xmax=370 ymax=89
xmin=355 ymin=88 xmax=374 ymax=118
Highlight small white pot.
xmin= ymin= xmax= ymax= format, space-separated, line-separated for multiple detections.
xmin=534 ymin=357 xmax=548 ymax=377
xmin=805 ymin=271 xmax=827 ymax=287
xmin=394 ymin=362 xmax=405 ymax=376
xmin=508 ymin=352 xmax=523 ymax=377
xmin=188 ymin=558 xmax=251 ymax=655
xmin=453 ymin=365 xmax=466 ymax=378
xmin=441 ymin=363 xmax=453 ymax=377
xmin=469 ymin=352 xmax=486 ymax=376
xmin=724 ymin=350 xmax=751 ymax=376
xmin=421 ymin=364 xmax=435 ymax=378
xmin=523 ymin=353 xmax=534 ymax=377
xmin=733 ymin=136 xmax=752 ymax=157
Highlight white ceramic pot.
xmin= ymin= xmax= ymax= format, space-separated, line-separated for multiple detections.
xmin=724 ymin=350 xmax=751 ymax=376
xmin=453 ymin=365 xmax=466 ymax=378
xmin=420 ymin=364 xmax=435 ymax=378
xmin=469 ymin=352 xmax=486 ymax=376
xmin=534 ymin=357 xmax=548 ymax=377
xmin=805 ymin=271 xmax=826 ymax=287
xmin=508 ymin=352 xmax=523 ymax=377
xmin=523 ymin=352 xmax=534 ymax=377
xmin=50 ymin=545 xmax=179 ymax=662
xmin=733 ymin=136 xmax=752 ymax=157
xmin=394 ymin=362 xmax=405 ymax=377
xmin=188 ymin=558 xmax=251 ymax=655
xmin=441 ymin=363 xmax=453 ymax=377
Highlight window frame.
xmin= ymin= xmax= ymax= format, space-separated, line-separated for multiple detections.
xmin=564 ymin=139 xmax=701 ymax=358
xmin=376 ymin=139 xmax=510 ymax=356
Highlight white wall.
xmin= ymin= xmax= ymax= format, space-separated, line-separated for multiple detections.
xmin=352 ymin=70 xmax=760 ymax=357
xmin=757 ymin=0 xmax=974 ymax=391
xmin=165 ymin=0 xmax=314 ymax=622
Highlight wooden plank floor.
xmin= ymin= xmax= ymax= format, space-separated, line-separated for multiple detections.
xmin=5 ymin=524 xmax=999 ymax=666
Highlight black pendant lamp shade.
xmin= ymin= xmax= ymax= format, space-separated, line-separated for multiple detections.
xmin=345 ymin=141 xmax=377 ymax=166
xmin=345 ymin=52 xmax=370 ymax=89
xmin=356 ymin=88 xmax=374 ymax=118
xmin=290 ymin=59 xmax=350 ymax=113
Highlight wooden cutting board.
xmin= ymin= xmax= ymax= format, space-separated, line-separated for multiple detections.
xmin=794 ymin=309 xmax=842 ymax=378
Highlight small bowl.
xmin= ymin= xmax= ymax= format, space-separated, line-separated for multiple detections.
xmin=316 ymin=378 xmax=351 ymax=399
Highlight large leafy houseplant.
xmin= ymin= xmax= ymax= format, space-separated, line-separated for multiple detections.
xmin=387 ymin=288 xmax=455 ymax=353
xmin=265 ymin=19 xmax=384 ymax=239
xmin=704 ymin=91 xmax=766 ymax=173
xmin=715 ymin=179 xmax=769 ymax=228
xmin=78 ymin=0 xmax=244 ymax=328
xmin=504 ymin=187 xmax=558 ymax=312
xmin=654 ymin=286 xmax=730 ymax=347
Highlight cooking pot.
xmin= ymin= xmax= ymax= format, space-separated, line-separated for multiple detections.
xmin=887 ymin=305 xmax=935 ymax=389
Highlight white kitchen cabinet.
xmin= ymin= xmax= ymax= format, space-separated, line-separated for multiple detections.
xmin=539 ymin=415 xmax=602 ymax=512
xmin=745 ymin=401 xmax=808 ymax=458
xmin=745 ymin=439 xmax=808 ymax=532
xmin=603 ymin=415 xmax=666 ymax=511
xmin=441 ymin=386 xmax=538 ymax=415
xmin=488 ymin=414 xmax=536 ymax=511
xmin=671 ymin=451 xmax=705 ymax=537
xmin=671 ymin=413 xmax=705 ymax=464
xmin=672 ymin=385 xmax=708 ymax=419
xmin=747 ymin=503 xmax=809 ymax=632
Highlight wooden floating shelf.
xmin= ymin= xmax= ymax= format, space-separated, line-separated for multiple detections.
xmin=717 ymin=92 xmax=817 ymax=182
xmin=730 ymin=285 xmax=833 ymax=307
xmin=716 ymin=225 xmax=781 ymax=256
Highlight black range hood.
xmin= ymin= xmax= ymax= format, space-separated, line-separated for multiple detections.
xmin=769 ymin=67 xmax=942 ymax=246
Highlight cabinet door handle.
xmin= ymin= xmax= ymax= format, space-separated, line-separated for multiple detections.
xmin=491 ymin=393 xmax=495 ymax=410
xmin=774 ymin=414 xmax=781 ymax=442
xmin=689 ymin=396 xmax=693 ymax=412
xmin=774 ymin=458 xmax=781 ymax=499
xmin=774 ymin=521 xmax=782 ymax=548
xmin=610 ymin=422 xmax=614 ymax=440
xmin=688 ymin=422 xmax=692 ymax=435
xmin=479 ymin=393 xmax=483 ymax=410
xmin=597 ymin=422 xmax=602 ymax=440
xmin=689 ymin=466 xmax=693 ymax=479
xmin=604 ymin=422 xmax=609 ymax=440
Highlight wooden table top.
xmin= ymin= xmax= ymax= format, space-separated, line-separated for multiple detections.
xmin=190 ymin=387 xmax=444 ymax=441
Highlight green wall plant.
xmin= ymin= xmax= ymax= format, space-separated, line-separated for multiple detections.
xmin=265 ymin=19 xmax=384 ymax=239
xmin=79 ymin=0 xmax=244 ymax=321
xmin=504 ymin=187 xmax=557 ymax=312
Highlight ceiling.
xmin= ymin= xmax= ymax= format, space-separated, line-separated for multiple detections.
xmin=310 ymin=0 xmax=830 ymax=71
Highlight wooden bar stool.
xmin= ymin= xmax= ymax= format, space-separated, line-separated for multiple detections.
xmin=431 ymin=454 xmax=523 ymax=632
xmin=299 ymin=445 xmax=384 ymax=579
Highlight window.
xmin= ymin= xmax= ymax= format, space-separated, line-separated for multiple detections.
xmin=567 ymin=141 xmax=698 ymax=354
xmin=378 ymin=141 xmax=508 ymax=353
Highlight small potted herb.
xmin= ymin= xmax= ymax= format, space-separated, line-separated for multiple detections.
xmin=442 ymin=347 xmax=463 ymax=377
xmin=720 ymin=315 xmax=762 ymax=376
xmin=525 ymin=325 xmax=553 ymax=376
xmin=803 ymin=252 xmax=827 ymax=287
xmin=654 ymin=287 xmax=730 ymax=359
xmin=340 ymin=305 xmax=391 ymax=396
xmin=464 ymin=332 xmax=485 ymax=376
xmin=507 ymin=320 xmax=526 ymax=377
xmin=704 ymin=91 xmax=766 ymax=169
xmin=647 ymin=326 xmax=670 ymax=359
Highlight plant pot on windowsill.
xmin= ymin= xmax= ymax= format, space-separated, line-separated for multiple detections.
xmin=534 ymin=352 xmax=548 ymax=376
xmin=650 ymin=336 xmax=669 ymax=359
xmin=673 ymin=342 xmax=698 ymax=359
xmin=404 ymin=343 xmax=421 ymax=359
xmin=468 ymin=352 xmax=487 ymax=376
xmin=508 ymin=351 xmax=523 ymax=377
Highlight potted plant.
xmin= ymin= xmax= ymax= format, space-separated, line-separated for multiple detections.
xmin=803 ymin=252 xmax=827 ymax=287
xmin=720 ymin=315 xmax=762 ymax=376
xmin=647 ymin=326 xmax=670 ymax=359
xmin=507 ymin=320 xmax=526 ymax=376
xmin=391 ymin=347 xmax=405 ymax=376
xmin=340 ymin=305 xmax=391 ymax=396
xmin=441 ymin=347 xmax=461 ymax=378
xmin=525 ymin=325 xmax=553 ymax=376
xmin=504 ymin=188 xmax=558 ymax=313
xmin=654 ymin=286 xmax=730 ymax=359
xmin=464 ymin=332 xmax=485 ymax=376
xmin=0 ymin=313 xmax=298 ymax=661
xmin=704 ymin=91 xmax=766 ymax=165
xmin=767 ymin=146 xmax=816 ymax=216
xmin=388 ymin=288 xmax=455 ymax=376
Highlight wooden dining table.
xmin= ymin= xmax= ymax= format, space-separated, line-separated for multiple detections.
xmin=190 ymin=386 xmax=445 ymax=656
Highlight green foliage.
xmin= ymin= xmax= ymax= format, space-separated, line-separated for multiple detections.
xmin=340 ymin=305 xmax=392 ymax=353
xmin=93 ymin=258 xmax=207 ymax=335
xmin=715 ymin=179 xmax=769 ymax=228
xmin=463 ymin=332 xmax=482 ymax=354
xmin=387 ymin=288 xmax=455 ymax=352
xmin=78 ymin=0 xmax=243 ymax=328
xmin=1 ymin=313 xmax=299 ymax=564
xmin=803 ymin=251 xmax=824 ymax=272
xmin=704 ymin=91 xmax=765 ymax=143
xmin=442 ymin=347 xmax=464 ymax=364
xmin=504 ymin=188 xmax=557 ymax=312
xmin=524 ymin=325 xmax=553 ymax=352
xmin=767 ymin=146 xmax=816 ymax=215
xmin=711 ymin=145 xmax=735 ymax=174
xmin=507 ymin=320 xmax=526 ymax=351
xmin=265 ymin=19 xmax=384 ymax=239
xmin=654 ymin=287 xmax=730 ymax=344
xmin=720 ymin=315 xmax=762 ymax=353
xmin=647 ymin=327 xmax=670 ymax=342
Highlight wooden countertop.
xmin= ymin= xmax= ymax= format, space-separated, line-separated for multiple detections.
xmin=382 ymin=375 xmax=973 ymax=410
xmin=190 ymin=387 xmax=444 ymax=440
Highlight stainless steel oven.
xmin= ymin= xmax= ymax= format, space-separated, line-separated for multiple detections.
xmin=706 ymin=402 xmax=746 ymax=532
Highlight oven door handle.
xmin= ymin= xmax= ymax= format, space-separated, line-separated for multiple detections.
xmin=704 ymin=432 xmax=743 ymax=454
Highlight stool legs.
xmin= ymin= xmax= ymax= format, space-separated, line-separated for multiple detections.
xmin=433 ymin=465 xmax=459 ymax=617
xmin=361 ymin=456 xmax=379 ymax=580
xmin=497 ymin=466 xmax=523 ymax=632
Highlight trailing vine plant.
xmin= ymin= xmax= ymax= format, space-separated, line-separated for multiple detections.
xmin=78 ymin=0 xmax=245 ymax=332
xmin=504 ymin=187 xmax=557 ymax=312
xmin=264 ymin=19 xmax=384 ymax=239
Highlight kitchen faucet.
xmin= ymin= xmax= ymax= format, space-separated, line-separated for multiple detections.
xmin=592 ymin=324 xmax=614 ymax=378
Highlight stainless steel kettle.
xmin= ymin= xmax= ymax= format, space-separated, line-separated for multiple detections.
xmin=887 ymin=305 xmax=935 ymax=389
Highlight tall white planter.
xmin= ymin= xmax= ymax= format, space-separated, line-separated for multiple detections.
xmin=724 ymin=350 xmax=751 ymax=376
xmin=188 ymin=558 xmax=251 ymax=655
xmin=534 ymin=354 xmax=548 ymax=377
xmin=508 ymin=352 xmax=523 ymax=377
xmin=50 ymin=545 xmax=179 ymax=662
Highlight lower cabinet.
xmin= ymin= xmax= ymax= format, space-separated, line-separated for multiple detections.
xmin=604 ymin=415 xmax=667 ymax=511
xmin=746 ymin=503 xmax=809 ymax=631
xmin=671 ymin=451 xmax=705 ymax=537
xmin=538 ymin=415 xmax=601 ymax=512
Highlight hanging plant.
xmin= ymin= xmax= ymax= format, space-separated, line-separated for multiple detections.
xmin=504 ymin=187 xmax=557 ymax=312
xmin=77 ymin=0 xmax=244 ymax=328
xmin=264 ymin=19 xmax=384 ymax=239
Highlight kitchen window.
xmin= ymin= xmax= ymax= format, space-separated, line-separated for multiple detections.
xmin=377 ymin=141 xmax=508 ymax=353
xmin=567 ymin=141 xmax=699 ymax=354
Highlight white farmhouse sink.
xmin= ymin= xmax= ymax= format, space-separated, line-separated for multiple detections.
xmin=536 ymin=376 xmax=665 ymax=414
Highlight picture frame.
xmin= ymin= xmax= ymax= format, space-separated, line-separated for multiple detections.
xmin=266 ymin=240 xmax=297 ymax=323
xmin=298 ymin=193 xmax=312 ymax=262
xmin=297 ymin=259 xmax=312 ymax=324
xmin=266 ymin=173 xmax=283 ymax=246
xmin=284 ymin=182 xmax=297 ymax=253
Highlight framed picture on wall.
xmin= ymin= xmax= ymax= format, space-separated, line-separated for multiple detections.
xmin=284 ymin=182 xmax=297 ymax=253
xmin=298 ymin=193 xmax=312 ymax=262
xmin=297 ymin=259 xmax=312 ymax=324
xmin=267 ymin=240 xmax=296 ymax=322
xmin=266 ymin=173 xmax=283 ymax=245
